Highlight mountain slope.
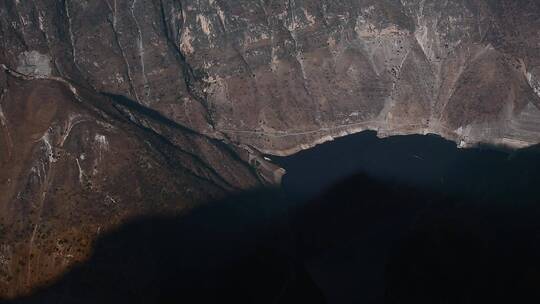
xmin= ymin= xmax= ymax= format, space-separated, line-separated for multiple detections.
xmin=0 ymin=67 xmax=261 ymax=297
xmin=4 ymin=0 xmax=540 ymax=154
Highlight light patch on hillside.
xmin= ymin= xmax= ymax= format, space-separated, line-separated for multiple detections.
xmin=16 ymin=51 xmax=52 ymax=77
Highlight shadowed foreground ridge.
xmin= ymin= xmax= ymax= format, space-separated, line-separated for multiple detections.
xmin=4 ymin=158 xmax=540 ymax=303
xmin=3 ymin=190 xmax=326 ymax=304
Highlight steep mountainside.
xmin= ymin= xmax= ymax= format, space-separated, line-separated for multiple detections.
xmin=1 ymin=0 xmax=540 ymax=298
xmin=0 ymin=67 xmax=262 ymax=296
xmin=2 ymin=0 xmax=540 ymax=156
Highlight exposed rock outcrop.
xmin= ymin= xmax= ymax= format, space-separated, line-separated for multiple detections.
xmin=2 ymin=0 xmax=540 ymax=155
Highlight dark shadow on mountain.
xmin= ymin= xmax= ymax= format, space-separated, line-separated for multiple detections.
xmin=4 ymin=133 xmax=540 ymax=303
xmin=294 ymin=174 xmax=540 ymax=303
xmin=101 ymin=92 xmax=202 ymax=136
xmin=3 ymin=189 xmax=325 ymax=304
xmin=5 ymin=174 xmax=540 ymax=303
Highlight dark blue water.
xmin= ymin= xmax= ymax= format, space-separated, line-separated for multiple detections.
xmin=272 ymin=131 xmax=540 ymax=204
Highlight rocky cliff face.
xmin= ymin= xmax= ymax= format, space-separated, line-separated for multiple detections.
xmin=1 ymin=0 xmax=540 ymax=298
xmin=2 ymin=0 xmax=540 ymax=155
